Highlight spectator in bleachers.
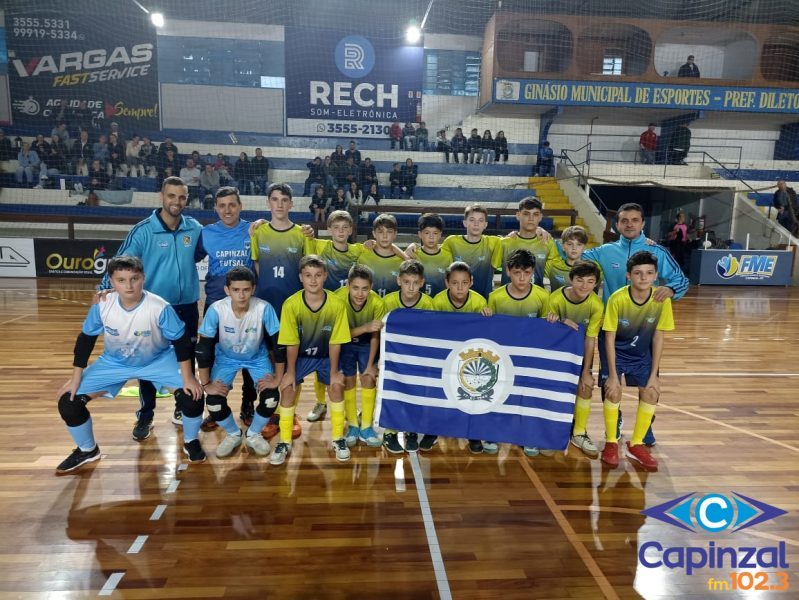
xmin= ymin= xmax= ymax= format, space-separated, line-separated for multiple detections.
xmin=639 ymin=123 xmax=658 ymax=164
xmin=467 ymin=128 xmax=482 ymax=164
xmin=158 ymin=137 xmax=178 ymax=157
xmin=495 ymin=131 xmax=509 ymax=164
xmin=363 ymin=182 xmax=381 ymax=224
xmin=139 ymin=137 xmax=158 ymax=176
xmin=481 ymin=130 xmax=495 ymax=165
xmin=33 ymin=134 xmax=51 ymax=159
xmin=88 ymin=159 xmax=109 ymax=191
xmin=678 ymin=55 xmax=700 ymax=78
xmin=536 ymin=141 xmax=555 ymax=176
xmin=773 ymin=179 xmax=798 ymax=234
xmin=41 ymin=134 xmax=67 ymax=181
xmin=15 ymin=142 xmax=40 ymax=187
xmin=390 ymin=121 xmax=402 ymax=149
xmin=125 ymin=135 xmax=143 ymax=177
xmin=200 ymin=163 xmax=220 ymax=208
xmin=339 ymin=156 xmax=359 ymax=188
xmin=359 ymin=157 xmax=377 ymax=191
xmin=250 ymin=148 xmax=270 ymax=194
xmin=51 ymin=122 xmax=70 ymax=147
xmin=108 ymin=122 xmax=125 ymax=144
xmin=310 ymin=185 xmax=328 ymax=223
xmin=180 ymin=158 xmax=202 ymax=205
xmin=213 ymin=153 xmax=233 ymax=184
xmin=234 ymin=152 xmax=253 ymax=195
xmin=416 ymin=122 xmax=429 ymax=151
xmin=345 ymin=140 xmax=361 ymax=165
xmin=331 ymin=144 xmax=346 ymax=165
xmin=330 ymin=186 xmax=348 ymax=213
xmin=108 ymin=133 xmax=126 ymax=176
xmin=451 ymin=127 xmax=467 ymax=163
xmin=92 ymin=134 xmax=110 ymax=168
xmin=69 ymin=101 xmax=93 ymax=136
xmin=324 ymin=154 xmax=341 ymax=194
xmin=401 ymin=158 xmax=418 ymax=200
xmin=71 ymin=130 xmax=92 ymax=176
xmin=190 ymin=150 xmax=203 ymax=169
xmin=0 ymin=130 xmax=14 ymax=172
xmin=303 ymin=156 xmax=325 ymax=197
xmin=403 ymin=122 xmax=417 ymax=151
xmin=436 ymin=129 xmax=451 ymax=163
xmin=346 ymin=180 xmax=363 ymax=206
xmin=389 ymin=162 xmax=403 ymax=199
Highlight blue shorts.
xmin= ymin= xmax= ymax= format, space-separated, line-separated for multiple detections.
xmin=295 ymin=357 xmax=331 ymax=385
xmin=211 ymin=355 xmax=273 ymax=389
xmin=341 ymin=344 xmax=372 ymax=377
xmin=598 ymin=331 xmax=653 ymax=386
xmin=77 ymin=350 xmax=184 ymax=399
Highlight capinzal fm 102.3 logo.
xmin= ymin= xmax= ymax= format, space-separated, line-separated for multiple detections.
xmin=639 ymin=492 xmax=789 ymax=576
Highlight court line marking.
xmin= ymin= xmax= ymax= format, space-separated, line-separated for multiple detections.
xmin=622 ymin=393 xmax=799 ymax=453
xmin=98 ymin=572 xmax=124 ymax=596
xmin=517 ymin=458 xmax=620 ymax=600
xmin=166 ymin=480 xmax=180 ymax=493
xmin=409 ymin=452 xmax=452 ymax=600
xmin=0 ymin=314 xmax=31 ymax=326
xmin=661 ymin=372 xmax=799 ymax=377
xmin=127 ymin=535 xmax=148 ymax=554
xmin=149 ymin=504 xmax=167 ymax=520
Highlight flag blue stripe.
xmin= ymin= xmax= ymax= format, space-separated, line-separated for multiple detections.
xmin=511 ymin=355 xmax=583 ymax=375
xmin=385 ymin=340 xmax=451 ymax=360
xmin=503 ymin=395 xmax=576 ymax=415
xmin=513 ymin=375 xmax=578 ymax=396
xmin=382 ymin=378 xmax=448 ymax=400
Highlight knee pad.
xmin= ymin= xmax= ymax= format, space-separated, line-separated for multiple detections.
xmin=205 ymin=394 xmax=231 ymax=421
xmin=174 ymin=389 xmax=203 ymax=418
xmin=256 ymin=388 xmax=280 ymax=418
xmin=58 ymin=392 xmax=91 ymax=427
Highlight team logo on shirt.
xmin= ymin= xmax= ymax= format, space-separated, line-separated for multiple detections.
xmin=260 ymin=245 xmax=271 ymax=253
xmin=158 ymin=241 xmax=168 ymax=248
xmin=619 ymin=318 xmax=630 ymax=327
xmin=646 ymin=316 xmax=656 ymax=323
xmin=182 ymin=235 xmax=192 ymax=246
xmin=287 ymin=247 xmax=299 ymax=253
xmin=104 ymin=326 xmax=119 ymax=336
xmin=133 ymin=330 xmax=151 ymax=337
xmin=442 ymin=340 xmax=513 ymax=414
xmin=245 ymin=327 xmax=257 ymax=333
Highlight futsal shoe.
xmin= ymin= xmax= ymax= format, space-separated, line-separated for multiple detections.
xmin=183 ymin=439 xmax=206 ymax=463
xmin=132 ymin=417 xmax=154 ymax=441
xmin=332 ymin=438 xmax=351 ymax=461
xmin=216 ymin=433 xmax=243 ymax=458
xmin=359 ymin=427 xmax=381 ymax=447
xmin=404 ymin=432 xmax=419 ymax=453
xmin=626 ymin=442 xmax=658 ymax=470
xmin=468 ymin=439 xmax=484 ymax=454
xmin=570 ymin=434 xmax=599 ymax=457
xmin=245 ymin=433 xmax=271 ymax=457
xmin=419 ymin=435 xmax=438 ymax=451
xmin=601 ymin=442 xmax=619 ymax=467
xmin=345 ymin=425 xmax=361 ymax=448
xmin=172 ymin=408 xmax=183 ymax=427
xmin=482 ymin=441 xmax=499 ymax=454
xmin=56 ymin=446 xmax=101 ymax=473
xmin=307 ymin=403 xmax=327 ymax=422
xmin=383 ymin=432 xmax=404 ymax=454
xmin=539 ymin=449 xmax=556 ymax=457
xmin=270 ymin=442 xmax=291 ymax=465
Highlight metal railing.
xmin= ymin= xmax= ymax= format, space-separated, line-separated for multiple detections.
xmin=558 ymin=145 xmax=612 ymax=218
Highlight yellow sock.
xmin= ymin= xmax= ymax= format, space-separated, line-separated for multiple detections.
xmin=572 ymin=396 xmax=592 ymax=436
xmin=603 ymin=400 xmax=620 ymax=443
xmin=360 ymin=387 xmax=377 ymax=429
xmin=330 ymin=401 xmax=346 ymax=440
xmin=314 ymin=376 xmax=327 ymax=405
xmin=279 ymin=405 xmax=295 ymax=444
xmin=631 ymin=402 xmax=657 ymax=446
xmin=343 ymin=387 xmax=358 ymax=426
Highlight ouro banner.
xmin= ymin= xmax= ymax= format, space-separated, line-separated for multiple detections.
xmin=284 ymin=27 xmax=423 ymax=138
xmin=6 ymin=10 xmax=159 ymax=130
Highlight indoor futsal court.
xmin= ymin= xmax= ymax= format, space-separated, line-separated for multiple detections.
xmin=1 ymin=277 xmax=797 ymax=598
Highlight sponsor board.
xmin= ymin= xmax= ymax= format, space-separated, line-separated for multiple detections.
xmin=0 ymin=237 xmax=36 ymax=278
xmin=33 ymin=239 xmax=121 ymax=278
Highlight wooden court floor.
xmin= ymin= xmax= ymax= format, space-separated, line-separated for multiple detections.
xmin=0 ymin=278 xmax=798 ymax=599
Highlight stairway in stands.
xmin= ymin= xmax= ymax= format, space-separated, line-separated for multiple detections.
xmin=528 ymin=176 xmax=598 ymax=247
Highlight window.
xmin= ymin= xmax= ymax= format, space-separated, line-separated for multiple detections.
xmin=423 ymin=50 xmax=481 ymax=96
xmin=603 ymin=54 xmax=623 ymax=75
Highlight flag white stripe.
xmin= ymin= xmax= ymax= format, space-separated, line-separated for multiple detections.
xmin=513 ymin=366 xmax=579 ymax=384
xmin=383 ymin=351 xmax=446 ymax=369
xmin=381 ymin=392 xmax=573 ymax=423
xmin=384 ymin=332 xmax=583 ymax=365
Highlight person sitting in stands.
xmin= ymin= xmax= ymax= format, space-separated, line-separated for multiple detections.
xmin=416 ymin=122 xmax=429 ymax=152
xmin=467 ymin=128 xmax=482 ymax=164
xmin=310 ymin=185 xmax=328 ymax=224
xmin=389 ymin=121 xmax=402 ymax=149
xmin=180 ymin=158 xmax=202 ymax=205
xmin=15 ymin=142 xmax=40 ymax=187
xmin=88 ymin=159 xmax=110 ymax=191
xmin=436 ymin=130 xmax=451 ymax=163
xmin=234 ymin=152 xmax=252 ymax=195
xmin=389 ymin=162 xmax=403 ymax=199
xmin=345 ymin=140 xmax=361 ymax=165
xmin=330 ymin=186 xmax=348 ymax=214
xmin=495 ymin=131 xmax=509 ymax=164
xmin=200 ymin=163 xmax=220 ymax=208
xmin=304 ymin=156 xmax=325 ymax=197
xmin=481 ymin=130 xmax=495 ymax=165
xmin=451 ymin=128 xmax=467 ymax=164
xmin=400 ymin=158 xmax=418 ymax=200
xmin=359 ymin=157 xmax=377 ymax=191
xmin=403 ymin=122 xmax=417 ymax=151
xmin=639 ymin=123 xmax=658 ymax=165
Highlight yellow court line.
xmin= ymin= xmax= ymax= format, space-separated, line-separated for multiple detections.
xmin=517 ymin=458 xmax=621 ymax=600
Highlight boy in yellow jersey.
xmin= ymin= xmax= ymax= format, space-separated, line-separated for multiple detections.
xmin=334 ymin=265 xmax=386 ymax=448
xmin=501 ymin=196 xmax=559 ymax=288
xmin=304 ymin=210 xmax=405 ymax=424
xmin=545 ymin=225 xmax=599 ymax=292
xmin=412 ymin=213 xmax=452 ymax=297
xmin=382 ymin=260 xmax=434 ymax=453
xmin=357 ymin=214 xmax=406 ymax=298
xmin=272 ymin=255 xmax=352 ymax=465
xmin=544 ymin=260 xmax=604 ymax=458
xmin=488 ymin=249 xmax=549 ymax=456
xmin=431 ymin=261 xmax=494 ymax=454
xmin=601 ymin=251 xmax=674 ymax=470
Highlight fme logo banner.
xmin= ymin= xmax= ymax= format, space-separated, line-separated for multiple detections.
xmin=285 ymin=27 xmax=423 ymax=138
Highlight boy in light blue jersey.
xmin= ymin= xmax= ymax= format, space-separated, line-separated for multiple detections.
xmin=56 ymin=256 xmax=204 ymax=473
xmin=196 ymin=267 xmax=283 ymax=460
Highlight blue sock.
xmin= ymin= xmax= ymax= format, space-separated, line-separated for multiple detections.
xmin=182 ymin=415 xmax=202 ymax=442
xmin=218 ymin=414 xmax=240 ymax=436
xmin=67 ymin=418 xmax=96 ymax=451
xmin=247 ymin=412 xmax=269 ymax=437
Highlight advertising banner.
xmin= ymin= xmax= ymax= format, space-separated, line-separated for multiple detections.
xmin=33 ymin=239 xmax=122 ymax=278
xmin=285 ymin=28 xmax=423 ymax=138
xmin=0 ymin=237 xmax=36 ymax=277
xmin=495 ymin=78 xmax=799 ymax=114
xmin=6 ymin=10 xmax=159 ymax=129
xmin=689 ymin=249 xmax=793 ymax=285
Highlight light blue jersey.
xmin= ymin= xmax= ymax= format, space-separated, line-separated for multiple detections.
xmin=199 ymin=297 xmax=280 ymax=365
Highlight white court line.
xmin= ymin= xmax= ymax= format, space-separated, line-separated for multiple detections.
xmin=166 ymin=480 xmax=180 ymax=493
xmin=149 ymin=504 xmax=167 ymax=520
xmin=0 ymin=314 xmax=31 ymax=326
xmin=127 ymin=535 xmax=148 ymax=554
xmin=661 ymin=372 xmax=799 ymax=377
xmin=409 ymin=452 xmax=452 ymax=600
xmin=98 ymin=572 xmax=124 ymax=596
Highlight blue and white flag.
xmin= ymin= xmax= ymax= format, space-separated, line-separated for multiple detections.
xmin=377 ymin=309 xmax=585 ymax=450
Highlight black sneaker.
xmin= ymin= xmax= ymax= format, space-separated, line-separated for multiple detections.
xmin=383 ymin=432 xmax=404 ymax=454
xmin=172 ymin=408 xmax=183 ymax=427
xmin=132 ymin=417 xmax=153 ymax=441
xmin=239 ymin=402 xmax=254 ymax=427
xmin=468 ymin=439 xmax=484 ymax=454
xmin=183 ymin=439 xmax=206 ymax=463
xmin=404 ymin=432 xmax=419 ymax=453
xmin=419 ymin=434 xmax=438 ymax=452
xmin=56 ymin=446 xmax=101 ymax=473
xmin=200 ymin=416 xmax=218 ymax=432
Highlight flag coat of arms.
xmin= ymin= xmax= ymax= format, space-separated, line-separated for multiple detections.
xmin=376 ymin=309 xmax=584 ymax=449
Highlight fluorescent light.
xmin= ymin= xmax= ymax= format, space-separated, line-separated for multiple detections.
xmin=151 ymin=12 xmax=164 ymax=27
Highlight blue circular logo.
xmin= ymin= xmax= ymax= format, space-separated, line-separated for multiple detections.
xmin=695 ymin=494 xmax=734 ymax=532
xmin=335 ymin=36 xmax=375 ymax=79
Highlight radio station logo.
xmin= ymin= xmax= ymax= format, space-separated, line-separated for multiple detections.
xmin=716 ymin=253 xmax=777 ymax=279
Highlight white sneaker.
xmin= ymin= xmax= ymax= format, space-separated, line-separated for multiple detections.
xmin=332 ymin=438 xmax=351 ymax=461
xmin=245 ymin=433 xmax=271 ymax=456
xmin=307 ymin=403 xmax=327 ymax=422
xmin=570 ymin=433 xmax=599 ymax=457
xmin=216 ymin=432 xmax=242 ymax=458
xmin=270 ymin=442 xmax=291 ymax=465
